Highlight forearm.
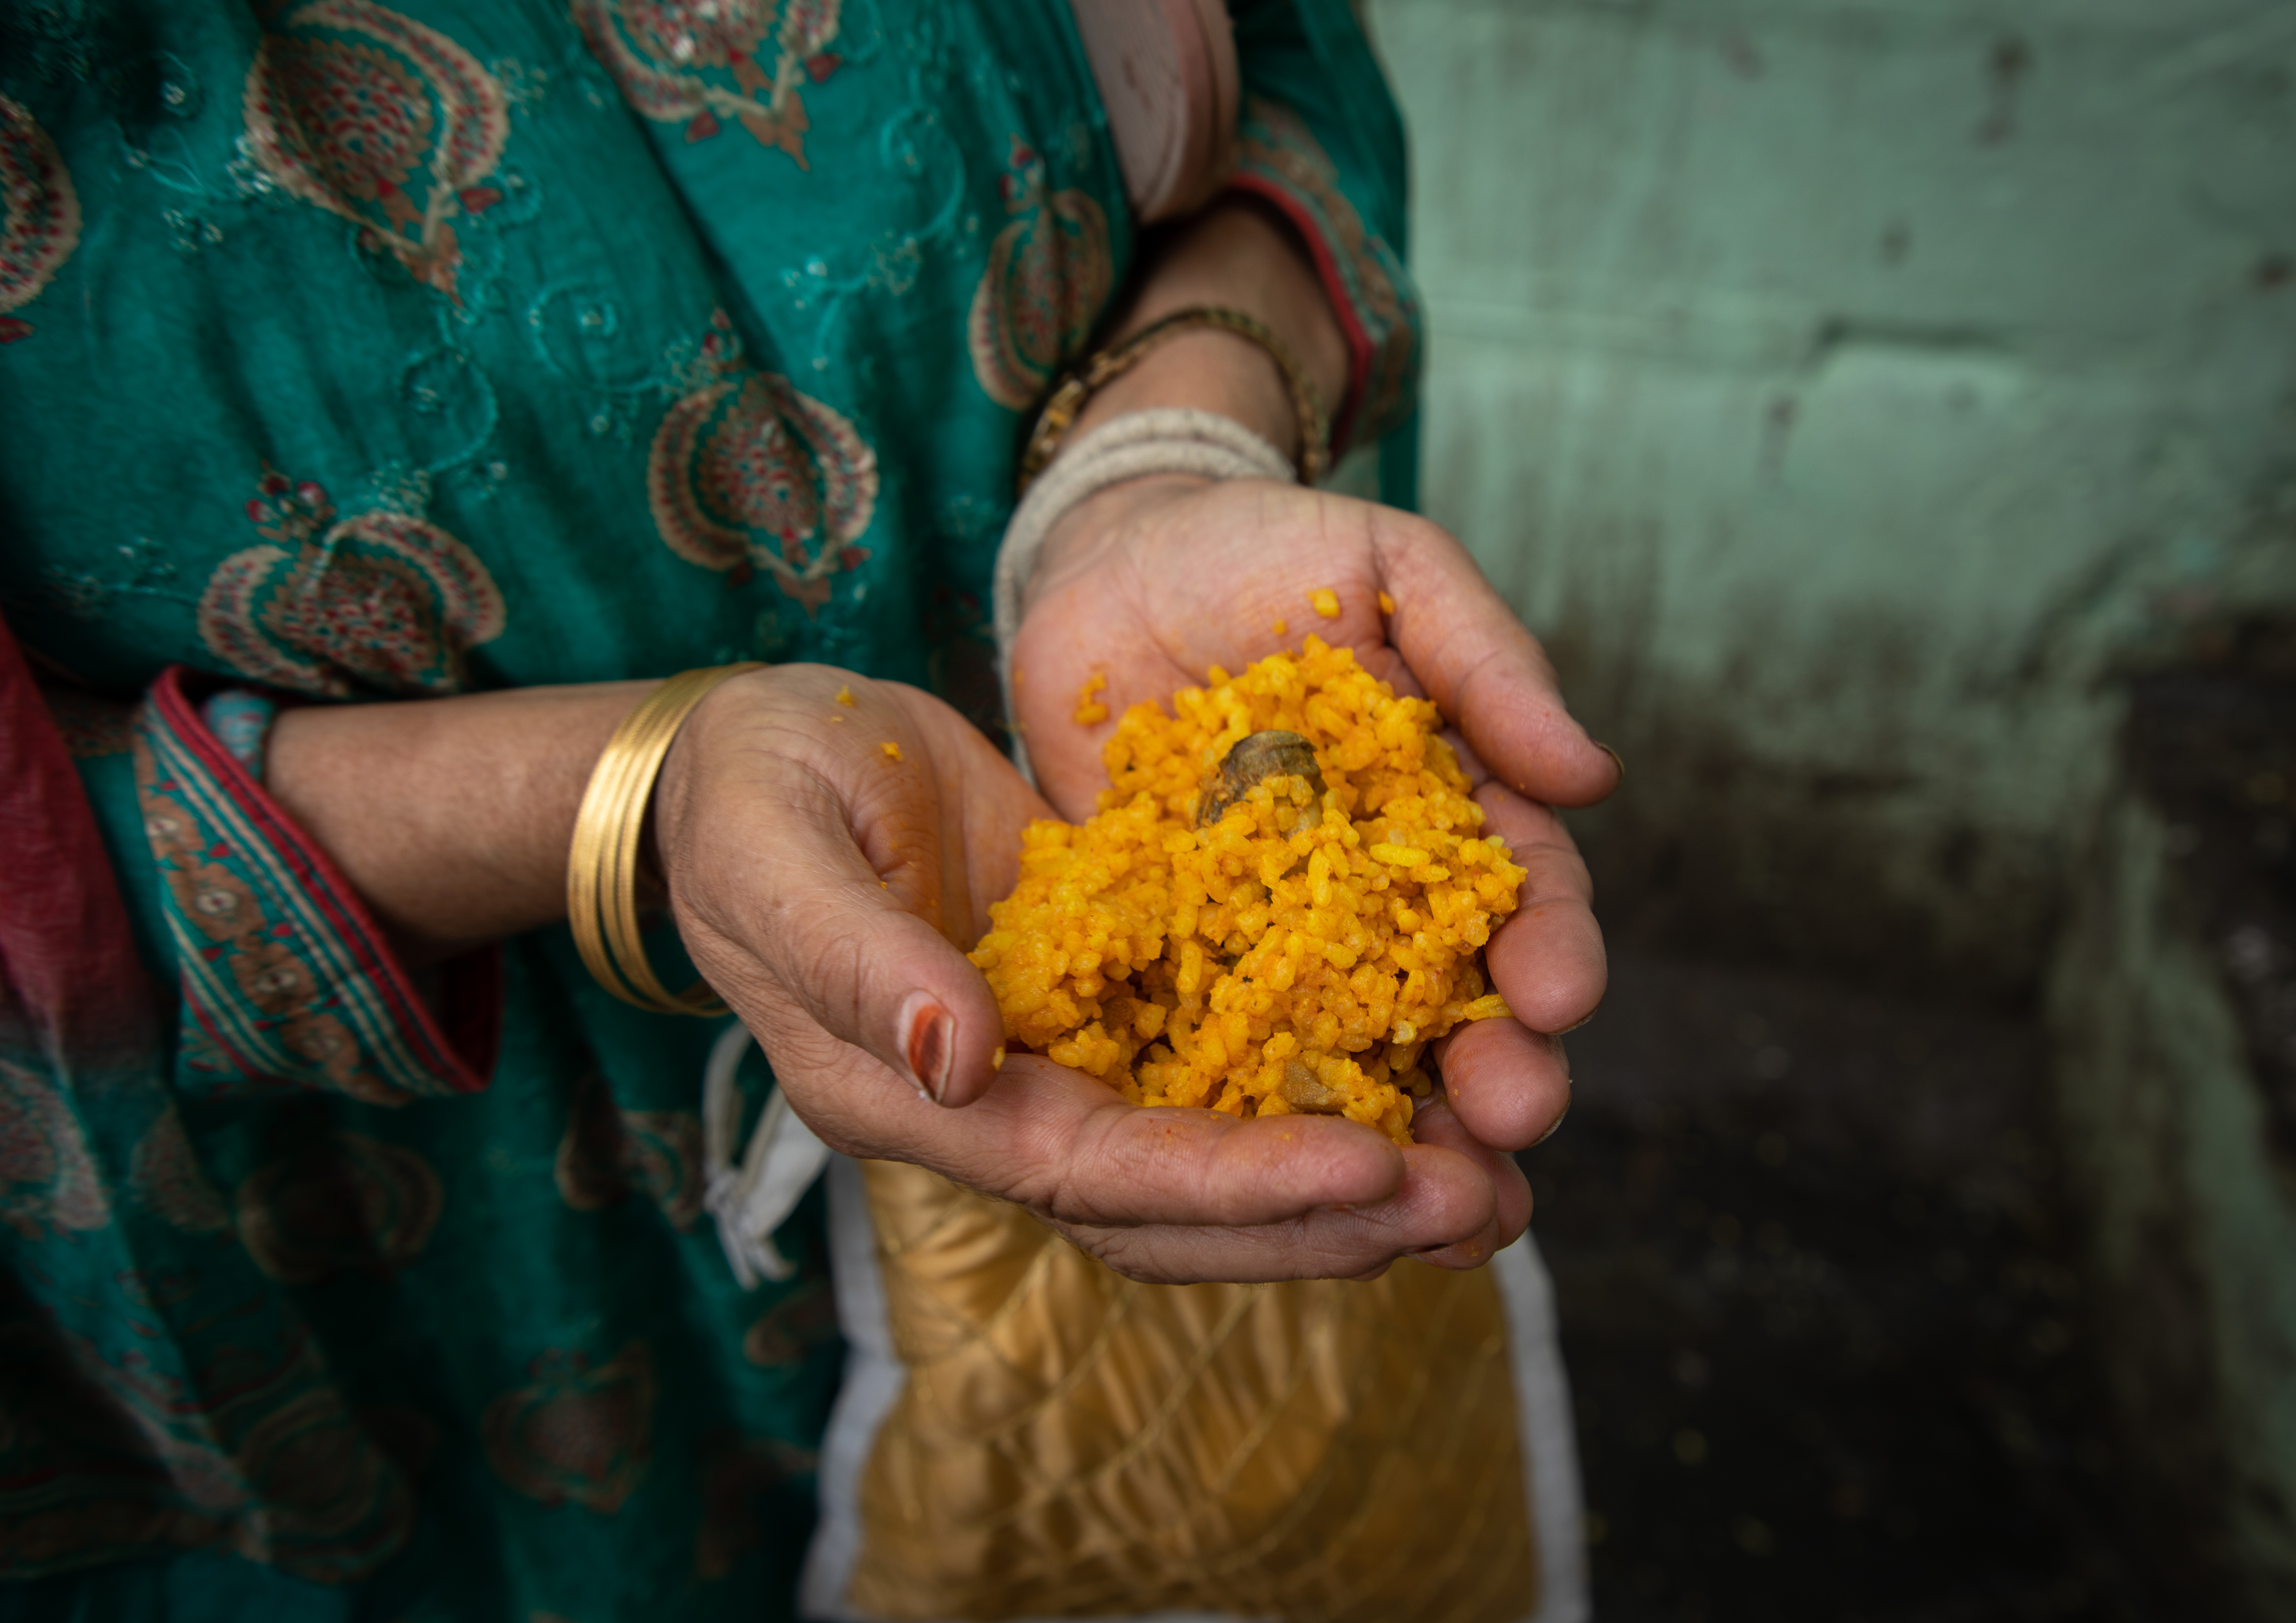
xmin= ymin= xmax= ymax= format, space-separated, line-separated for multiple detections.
xmin=1022 ymin=197 xmax=1351 ymax=623
xmin=266 ymin=681 xmax=650 ymax=965
xmin=1073 ymin=196 xmax=1350 ymax=465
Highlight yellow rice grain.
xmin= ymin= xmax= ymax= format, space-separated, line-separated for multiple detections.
xmin=1073 ymin=671 xmax=1110 ymax=726
xmin=970 ymin=637 xmax=1527 ymax=1145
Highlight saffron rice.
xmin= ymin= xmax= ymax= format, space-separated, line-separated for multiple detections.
xmin=970 ymin=638 xmax=1525 ymax=1144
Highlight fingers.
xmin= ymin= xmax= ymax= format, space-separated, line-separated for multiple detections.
xmin=659 ymin=667 xmax=1014 ymax=1110
xmin=782 ymin=1046 xmax=1515 ymax=1284
xmin=875 ymin=681 xmax=1053 ymax=950
xmin=1407 ymin=1093 xmax=1534 ymax=1266
xmin=1379 ymin=782 xmax=1595 ymax=1152
xmin=935 ymin=1055 xmax=1408 ymax=1228
xmin=1055 ymin=1138 xmax=1502 ymax=1284
xmin=1370 ymin=511 xmax=1622 ymax=809
xmin=694 ymin=793 xmax=1009 ymax=1110
xmin=1434 ymin=1016 xmax=1572 ymax=1154
xmin=1477 ymin=784 xmax=1606 ymax=1035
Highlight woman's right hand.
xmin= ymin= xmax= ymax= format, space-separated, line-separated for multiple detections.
xmin=653 ymin=663 xmax=1523 ymax=1284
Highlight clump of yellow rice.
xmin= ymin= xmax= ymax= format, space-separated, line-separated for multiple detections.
xmin=970 ymin=637 xmax=1526 ymax=1144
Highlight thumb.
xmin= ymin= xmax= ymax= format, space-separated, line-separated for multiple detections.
xmin=656 ymin=671 xmax=1008 ymax=1113
xmin=1374 ymin=512 xmax=1621 ymax=808
xmin=734 ymin=766 xmax=1005 ymax=1111
xmin=765 ymin=844 xmax=1008 ymax=1111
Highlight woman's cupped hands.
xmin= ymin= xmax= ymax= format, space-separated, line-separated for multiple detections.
xmin=1008 ymin=475 xmax=1628 ymax=1267
xmin=653 ymin=662 xmax=1529 ymax=1284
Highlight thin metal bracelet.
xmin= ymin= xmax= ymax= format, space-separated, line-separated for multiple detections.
xmin=1017 ymin=305 xmax=1329 ymax=495
xmin=567 ymin=663 xmax=764 ymax=1017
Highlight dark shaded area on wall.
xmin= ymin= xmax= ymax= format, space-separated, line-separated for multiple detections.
xmin=1545 ymin=610 xmax=2069 ymax=1012
xmin=2046 ymin=623 xmax=2296 ymax=1622
xmin=1524 ymin=618 xmax=2296 ymax=1620
xmin=1526 ymin=952 xmax=2153 ymax=1623
xmin=2123 ymin=624 xmax=2296 ymax=1153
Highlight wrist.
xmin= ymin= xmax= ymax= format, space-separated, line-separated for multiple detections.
xmin=1066 ymin=329 xmax=1300 ymax=462
xmin=648 ymin=665 xmax=774 ymax=896
xmin=1083 ymin=198 xmax=1350 ymax=455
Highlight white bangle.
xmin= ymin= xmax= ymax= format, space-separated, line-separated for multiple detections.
xmin=993 ymin=408 xmax=1293 ymax=781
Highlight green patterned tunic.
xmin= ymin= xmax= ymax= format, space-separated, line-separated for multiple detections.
xmin=0 ymin=2 xmax=1421 ymax=1616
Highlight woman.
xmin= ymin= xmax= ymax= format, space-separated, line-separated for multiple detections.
xmin=0 ymin=1 xmax=1615 ymax=1616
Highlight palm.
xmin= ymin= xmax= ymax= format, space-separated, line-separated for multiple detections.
xmin=1013 ymin=479 xmax=1410 ymax=819
xmin=658 ymin=664 xmax=1526 ymax=1282
xmin=1008 ymin=475 xmax=1619 ymax=1155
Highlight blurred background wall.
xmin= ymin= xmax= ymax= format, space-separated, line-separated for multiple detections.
xmin=1357 ymin=0 xmax=2296 ymax=1612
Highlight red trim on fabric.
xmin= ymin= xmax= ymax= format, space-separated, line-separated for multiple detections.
xmin=184 ymin=992 xmax=269 ymax=1083
xmin=150 ymin=667 xmax=496 ymax=1094
xmin=1223 ymin=173 xmax=1373 ymax=457
xmin=0 ymin=621 xmax=162 ymax=1066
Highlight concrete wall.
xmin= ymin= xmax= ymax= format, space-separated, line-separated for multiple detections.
xmin=2052 ymin=787 xmax=2296 ymax=1613
xmin=1364 ymin=1 xmax=2296 ymax=1605
xmin=1367 ymin=0 xmax=2296 ymax=991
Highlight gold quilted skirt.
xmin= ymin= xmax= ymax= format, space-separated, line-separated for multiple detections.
xmin=802 ymin=1157 xmax=1579 ymax=1623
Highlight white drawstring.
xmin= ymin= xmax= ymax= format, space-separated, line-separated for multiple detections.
xmin=701 ymin=1021 xmax=833 ymax=1288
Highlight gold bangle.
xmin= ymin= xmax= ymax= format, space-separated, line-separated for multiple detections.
xmin=1017 ymin=305 xmax=1330 ymax=496
xmin=567 ymin=663 xmax=765 ymax=1017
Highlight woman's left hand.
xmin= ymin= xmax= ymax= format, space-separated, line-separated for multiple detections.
xmin=1009 ymin=473 xmax=1620 ymax=1165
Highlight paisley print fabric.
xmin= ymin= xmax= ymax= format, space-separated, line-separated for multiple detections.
xmin=577 ymin=0 xmax=845 ymax=161
xmin=197 ymin=465 xmax=506 ymax=698
xmin=132 ymin=667 xmax=498 ymax=1106
xmin=0 ymin=1 xmax=1420 ymax=1616
xmin=243 ymin=0 xmax=511 ymax=302
xmin=1229 ymin=93 xmax=1421 ymax=452
xmin=38 ymin=687 xmax=135 ymax=760
xmin=482 ymin=1340 xmax=658 ymax=1514
xmin=128 ymin=1106 xmax=234 ymax=1236
xmin=648 ymin=312 xmax=879 ymax=613
xmin=234 ymin=1127 xmax=445 ymax=1283
xmin=0 ymin=94 xmax=78 ymax=343
xmin=967 ymin=138 xmax=1113 ymax=410
xmin=557 ymin=1067 xmax=708 ymax=1230
xmin=0 ymin=1060 xmax=108 ymax=1238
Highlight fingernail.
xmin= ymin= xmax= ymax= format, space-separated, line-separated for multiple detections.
xmin=1557 ymin=1008 xmax=1599 ymax=1035
xmin=1532 ymin=1092 xmax=1572 ymax=1148
xmin=1595 ymin=741 xmax=1625 ymax=783
xmin=899 ymin=992 xmax=954 ymax=1103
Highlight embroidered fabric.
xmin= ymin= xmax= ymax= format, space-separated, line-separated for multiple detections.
xmin=0 ymin=0 xmax=1426 ymax=1606
xmin=991 ymin=407 xmax=1293 ymax=780
xmin=137 ymin=667 xmax=500 ymax=1106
